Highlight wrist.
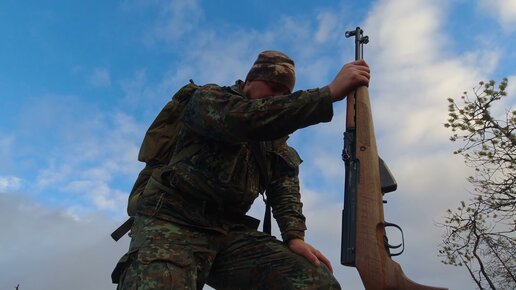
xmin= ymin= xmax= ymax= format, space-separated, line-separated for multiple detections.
xmin=287 ymin=238 xmax=303 ymax=247
xmin=282 ymin=230 xmax=305 ymax=243
xmin=327 ymin=83 xmax=343 ymax=102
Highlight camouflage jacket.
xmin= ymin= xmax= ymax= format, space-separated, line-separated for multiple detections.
xmin=140 ymin=80 xmax=333 ymax=242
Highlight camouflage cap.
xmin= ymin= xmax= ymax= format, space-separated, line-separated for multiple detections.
xmin=245 ymin=50 xmax=296 ymax=93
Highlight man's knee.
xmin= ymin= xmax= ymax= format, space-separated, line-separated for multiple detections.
xmin=314 ymin=264 xmax=341 ymax=290
xmin=116 ymin=258 xmax=197 ymax=290
xmin=260 ymin=262 xmax=341 ymax=290
xmin=294 ymin=263 xmax=341 ymax=290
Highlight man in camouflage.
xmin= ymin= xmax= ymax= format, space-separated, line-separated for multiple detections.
xmin=112 ymin=50 xmax=370 ymax=289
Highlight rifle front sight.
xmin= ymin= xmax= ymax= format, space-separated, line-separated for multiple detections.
xmin=345 ymin=27 xmax=369 ymax=60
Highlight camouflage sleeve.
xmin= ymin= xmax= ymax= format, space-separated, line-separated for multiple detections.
xmin=183 ymin=84 xmax=333 ymax=142
xmin=267 ymin=143 xmax=307 ymax=242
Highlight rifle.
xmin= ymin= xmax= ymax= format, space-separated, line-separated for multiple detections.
xmin=340 ymin=27 xmax=448 ymax=290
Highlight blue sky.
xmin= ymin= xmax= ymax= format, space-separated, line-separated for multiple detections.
xmin=1 ymin=0 xmax=515 ymax=289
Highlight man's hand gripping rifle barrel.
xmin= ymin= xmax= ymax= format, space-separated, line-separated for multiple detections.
xmin=340 ymin=27 xmax=448 ymax=290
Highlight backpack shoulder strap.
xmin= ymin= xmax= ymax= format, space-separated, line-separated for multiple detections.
xmin=249 ymin=141 xmax=272 ymax=234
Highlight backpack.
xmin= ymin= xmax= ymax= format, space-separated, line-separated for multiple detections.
xmin=111 ymin=80 xmax=271 ymax=241
xmin=127 ymin=80 xmax=199 ymax=216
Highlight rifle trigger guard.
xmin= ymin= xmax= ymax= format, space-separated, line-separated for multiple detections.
xmin=383 ymin=222 xmax=405 ymax=257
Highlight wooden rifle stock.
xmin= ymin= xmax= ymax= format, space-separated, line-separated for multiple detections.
xmin=341 ymin=28 xmax=448 ymax=290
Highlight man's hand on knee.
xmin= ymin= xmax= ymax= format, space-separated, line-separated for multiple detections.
xmin=287 ymin=238 xmax=334 ymax=272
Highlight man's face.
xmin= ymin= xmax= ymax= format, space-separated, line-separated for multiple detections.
xmin=243 ymin=80 xmax=288 ymax=100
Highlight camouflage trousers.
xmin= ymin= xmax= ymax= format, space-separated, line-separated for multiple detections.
xmin=112 ymin=215 xmax=340 ymax=290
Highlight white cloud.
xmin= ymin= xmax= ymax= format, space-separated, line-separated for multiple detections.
xmin=315 ymin=11 xmax=340 ymax=43
xmin=179 ymin=30 xmax=258 ymax=85
xmin=145 ymin=16 xmax=319 ymax=89
xmin=0 ymin=135 xmax=15 ymax=173
xmin=48 ymin=110 xmax=142 ymax=212
xmin=298 ymin=57 xmax=336 ymax=88
xmin=506 ymin=74 xmax=516 ymax=100
xmin=145 ymin=0 xmax=202 ymax=44
xmin=89 ymin=67 xmax=111 ymax=87
xmin=35 ymin=161 xmax=72 ymax=190
xmin=0 ymin=176 xmax=22 ymax=192
xmin=478 ymin=0 xmax=516 ymax=31
xmin=366 ymin=0 xmax=447 ymax=66
xmin=363 ymin=0 xmax=498 ymax=152
xmin=65 ymin=180 xmax=126 ymax=211
xmin=0 ymin=135 xmax=14 ymax=149
xmin=12 ymin=94 xmax=144 ymax=214
xmin=119 ymin=69 xmax=151 ymax=107
xmin=0 ymin=194 xmax=129 ymax=290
